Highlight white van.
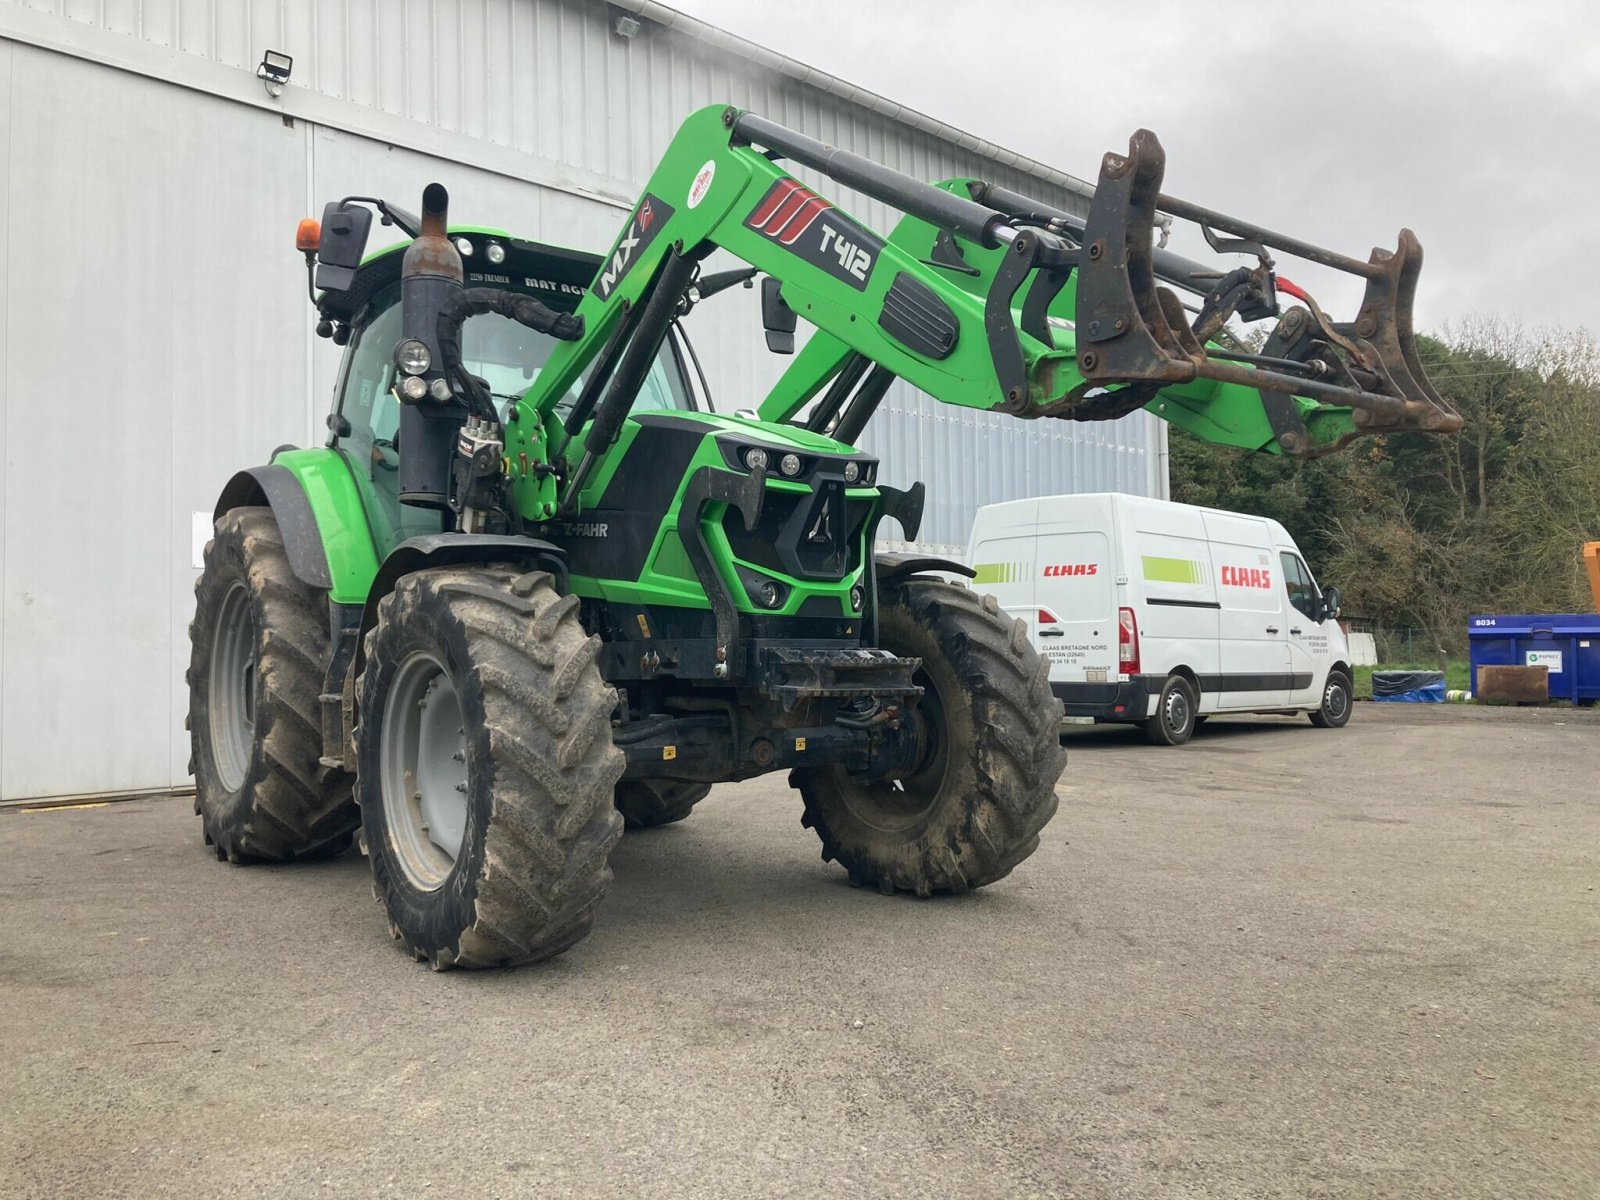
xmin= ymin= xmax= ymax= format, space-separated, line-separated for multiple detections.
xmin=967 ymin=493 xmax=1352 ymax=745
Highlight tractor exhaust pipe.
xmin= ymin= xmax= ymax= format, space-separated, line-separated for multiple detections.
xmin=398 ymin=183 xmax=466 ymax=511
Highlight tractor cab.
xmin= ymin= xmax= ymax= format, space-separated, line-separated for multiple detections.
xmin=302 ymin=211 xmax=699 ymax=557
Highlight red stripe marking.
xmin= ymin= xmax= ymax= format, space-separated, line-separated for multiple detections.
xmin=776 ymin=196 xmax=830 ymax=244
xmin=747 ymin=180 xmax=801 ymax=229
xmin=760 ymin=188 xmax=814 ymax=234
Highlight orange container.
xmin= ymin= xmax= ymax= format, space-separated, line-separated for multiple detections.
xmin=1585 ymin=542 xmax=1600 ymax=616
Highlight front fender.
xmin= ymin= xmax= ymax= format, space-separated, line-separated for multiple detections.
xmin=874 ymin=551 xmax=975 ymax=584
xmin=351 ymin=534 xmax=569 ymax=681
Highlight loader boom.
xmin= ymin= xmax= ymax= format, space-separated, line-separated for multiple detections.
xmin=521 ymin=104 xmax=1459 ymax=491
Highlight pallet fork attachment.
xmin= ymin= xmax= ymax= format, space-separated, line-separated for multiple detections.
xmin=1068 ymin=130 xmax=1461 ymax=454
xmin=731 ymin=110 xmax=1459 ymax=458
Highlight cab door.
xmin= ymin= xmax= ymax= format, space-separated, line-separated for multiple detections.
xmin=331 ymin=283 xmax=443 ymax=558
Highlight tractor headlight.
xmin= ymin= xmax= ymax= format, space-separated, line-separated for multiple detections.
xmin=455 ymin=237 xmax=474 ymax=257
xmin=743 ymin=447 xmax=768 ymax=472
xmin=485 ymin=241 xmax=506 ymax=265
xmin=844 ymin=460 xmax=860 ymax=484
xmin=428 ymin=378 xmax=453 ymax=402
xmin=758 ymin=581 xmax=783 ymax=609
xmin=399 ymin=375 xmax=429 ymax=401
xmin=850 ymin=584 xmax=865 ymax=612
xmin=779 ymin=453 xmax=802 ymax=477
xmin=396 ymin=339 xmax=431 ymax=375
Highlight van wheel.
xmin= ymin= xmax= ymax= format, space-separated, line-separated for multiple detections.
xmin=1310 ymin=671 xmax=1353 ymax=728
xmin=1144 ymin=675 xmax=1197 ymax=746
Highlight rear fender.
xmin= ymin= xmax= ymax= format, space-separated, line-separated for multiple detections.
xmin=214 ymin=464 xmax=333 ymax=590
xmin=213 ymin=449 xmax=381 ymax=604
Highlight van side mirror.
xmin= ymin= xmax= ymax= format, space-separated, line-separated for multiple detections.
xmin=761 ymin=277 xmax=797 ymax=354
xmin=1320 ymin=585 xmax=1342 ymax=622
xmin=315 ymin=200 xmax=374 ymax=294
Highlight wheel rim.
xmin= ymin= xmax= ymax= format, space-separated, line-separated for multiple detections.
xmin=846 ymin=666 xmax=951 ymax=833
xmin=1325 ymin=679 xmax=1349 ymax=720
xmin=379 ymin=651 xmax=470 ymax=891
xmin=208 ymin=581 xmax=256 ymax=792
xmin=1165 ymin=685 xmax=1190 ymax=732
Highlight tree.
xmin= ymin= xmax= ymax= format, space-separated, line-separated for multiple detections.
xmin=1167 ymin=320 xmax=1600 ymax=649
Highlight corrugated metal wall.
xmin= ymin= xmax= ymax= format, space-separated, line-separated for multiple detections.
xmin=0 ymin=0 xmax=1163 ymax=800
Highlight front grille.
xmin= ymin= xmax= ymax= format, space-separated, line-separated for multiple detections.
xmin=723 ymin=481 xmax=871 ymax=582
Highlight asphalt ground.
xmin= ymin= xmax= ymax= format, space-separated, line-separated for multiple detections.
xmin=2 ymin=703 xmax=1597 ymax=1199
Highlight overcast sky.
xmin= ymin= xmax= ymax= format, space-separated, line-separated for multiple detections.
xmin=669 ymin=0 xmax=1599 ymax=340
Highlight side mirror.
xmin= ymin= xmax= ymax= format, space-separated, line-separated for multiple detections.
xmin=761 ymin=276 xmax=797 ymax=355
xmin=315 ymin=200 xmax=374 ymax=294
xmin=1320 ymin=585 xmax=1342 ymax=622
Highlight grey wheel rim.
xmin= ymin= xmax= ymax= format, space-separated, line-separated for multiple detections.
xmin=1325 ymin=679 xmax=1349 ymax=720
xmin=1165 ymin=685 xmax=1190 ymax=732
xmin=379 ymin=651 xmax=469 ymax=892
xmin=208 ymin=581 xmax=256 ymax=792
xmin=846 ymin=668 xmax=950 ymax=833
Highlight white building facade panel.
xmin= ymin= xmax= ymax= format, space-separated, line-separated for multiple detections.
xmin=0 ymin=0 xmax=1163 ymax=799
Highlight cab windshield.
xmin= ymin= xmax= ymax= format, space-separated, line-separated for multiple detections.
xmin=337 ymin=282 xmax=692 ymax=448
xmin=454 ymin=295 xmax=690 ymax=418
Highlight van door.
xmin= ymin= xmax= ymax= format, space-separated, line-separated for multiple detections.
xmin=1279 ymin=551 xmax=1325 ymax=707
xmin=969 ymin=500 xmax=1038 ymax=644
xmin=1035 ymin=527 xmax=1116 ymax=692
xmin=1202 ymin=513 xmax=1291 ymax=709
xmin=1127 ymin=501 xmax=1220 ymax=711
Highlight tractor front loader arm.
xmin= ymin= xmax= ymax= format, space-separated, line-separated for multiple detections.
xmin=523 ymin=104 xmax=1458 ymax=490
xmin=523 ymin=105 xmax=1071 ymax=495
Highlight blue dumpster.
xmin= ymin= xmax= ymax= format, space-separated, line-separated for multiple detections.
xmin=1468 ymin=614 xmax=1600 ymax=705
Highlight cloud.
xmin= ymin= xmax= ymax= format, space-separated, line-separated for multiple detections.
xmin=666 ymin=0 xmax=1600 ymax=335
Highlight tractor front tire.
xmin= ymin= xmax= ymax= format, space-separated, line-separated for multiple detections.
xmin=791 ymin=578 xmax=1064 ymax=896
xmin=187 ymin=507 xmax=358 ymax=863
xmin=615 ymin=780 xmax=711 ymax=830
xmin=356 ymin=567 xmax=625 ymax=969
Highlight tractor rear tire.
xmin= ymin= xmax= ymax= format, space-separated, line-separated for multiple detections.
xmin=791 ymin=578 xmax=1064 ymax=896
xmin=356 ymin=567 xmax=625 ymax=970
xmin=187 ymin=507 xmax=358 ymax=863
xmin=615 ymin=780 xmax=711 ymax=830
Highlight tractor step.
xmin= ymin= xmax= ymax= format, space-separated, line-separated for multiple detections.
xmin=319 ymin=691 xmax=345 ymax=772
xmin=758 ymin=645 xmax=923 ymax=710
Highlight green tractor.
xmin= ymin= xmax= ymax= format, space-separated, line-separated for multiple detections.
xmin=188 ymin=106 xmax=1458 ymax=969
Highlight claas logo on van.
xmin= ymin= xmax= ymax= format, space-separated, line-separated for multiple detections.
xmin=1042 ymin=563 xmax=1098 ymax=577
xmin=1221 ymin=565 xmax=1273 ymax=589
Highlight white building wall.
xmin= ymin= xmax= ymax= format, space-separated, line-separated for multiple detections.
xmin=0 ymin=0 xmax=1164 ymax=800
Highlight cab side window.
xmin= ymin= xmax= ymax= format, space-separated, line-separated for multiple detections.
xmin=336 ymin=285 xmax=403 ymax=471
xmin=1279 ymin=551 xmax=1318 ymax=621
